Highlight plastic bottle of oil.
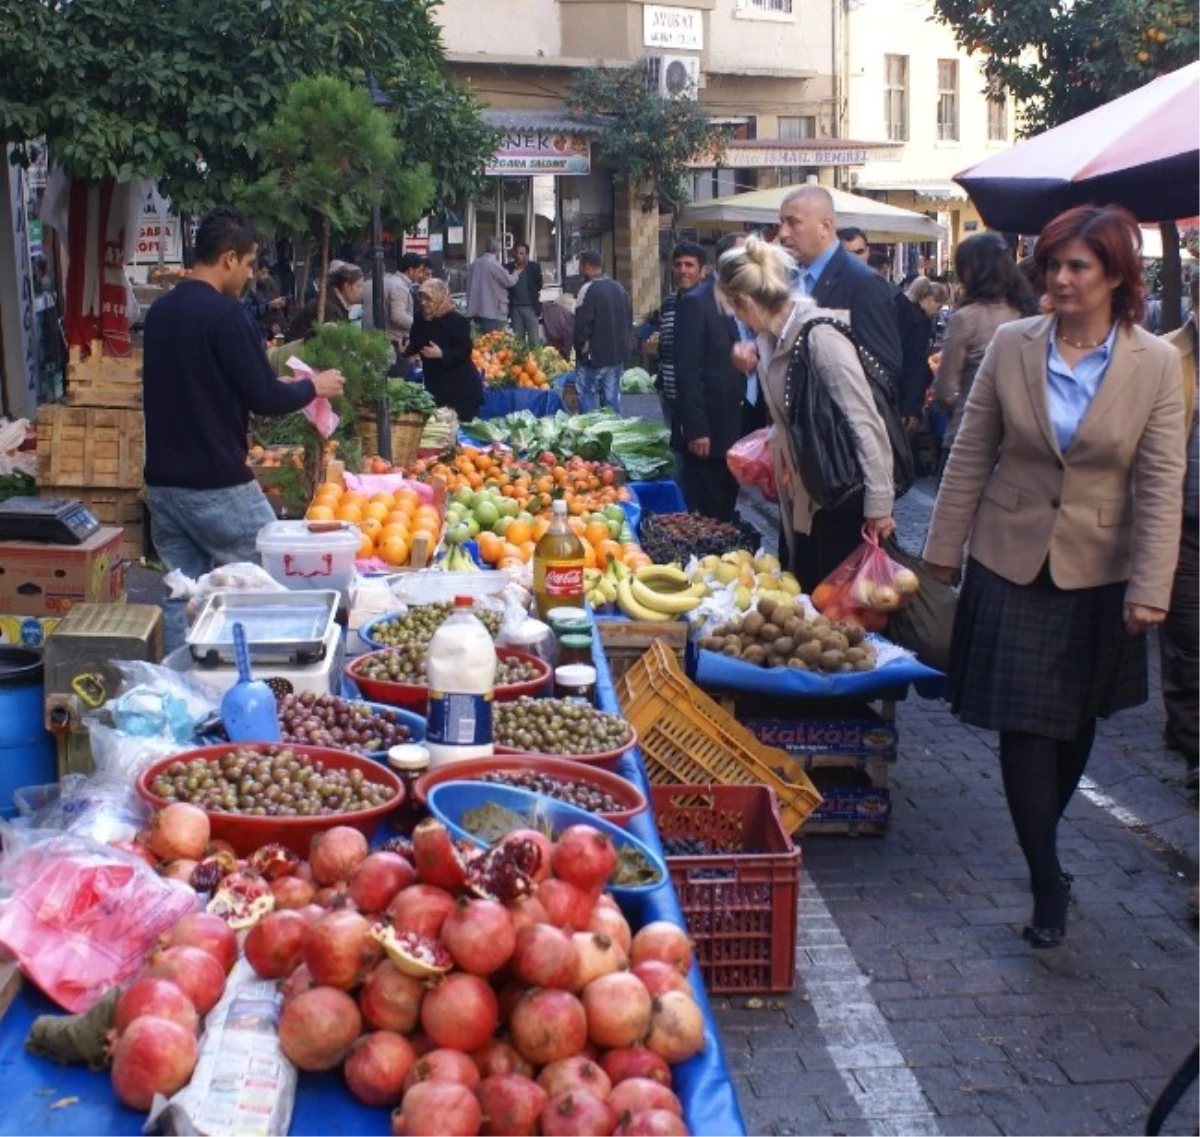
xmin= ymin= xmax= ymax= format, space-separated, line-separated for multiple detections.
xmin=533 ymin=500 xmax=586 ymax=620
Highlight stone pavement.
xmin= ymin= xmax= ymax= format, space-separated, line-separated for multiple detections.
xmin=715 ymin=479 xmax=1200 ymax=1137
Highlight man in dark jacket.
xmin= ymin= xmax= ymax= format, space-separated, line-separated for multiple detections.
xmin=506 ymin=243 xmax=544 ymax=345
xmin=573 ymin=250 xmax=632 ymax=412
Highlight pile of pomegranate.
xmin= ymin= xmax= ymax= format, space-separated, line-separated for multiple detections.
xmin=130 ymin=802 xmax=703 ymax=1136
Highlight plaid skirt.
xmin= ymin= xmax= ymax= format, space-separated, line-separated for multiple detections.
xmin=947 ymin=559 xmax=1147 ymax=741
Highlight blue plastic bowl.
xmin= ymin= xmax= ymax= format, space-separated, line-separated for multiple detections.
xmin=358 ymin=613 xmax=410 ymax=652
xmin=426 ymin=780 xmax=667 ymax=898
xmin=361 ymin=702 xmax=427 ymax=745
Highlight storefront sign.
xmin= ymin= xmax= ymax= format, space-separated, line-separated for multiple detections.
xmin=486 ymin=132 xmax=591 ymax=176
xmin=643 ymin=5 xmax=704 ymax=50
xmin=691 ymin=144 xmax=899 ymax=169
xmin=133 ymin=184 xmax=182 ymax=264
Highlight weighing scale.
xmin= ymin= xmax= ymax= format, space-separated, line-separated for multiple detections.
xmin=0 ymin=496 xmax=100 ymax=545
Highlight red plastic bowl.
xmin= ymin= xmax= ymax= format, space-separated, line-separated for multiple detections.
xmin=494 ymin=726 xmax=640 ymax=773
xmin=135 ymin=743 xmax=406 ymax=857
xmin=413 ymin=755 xmax=647 ymax=827
xmin=346 ymin=647 xmax=552 ymax=712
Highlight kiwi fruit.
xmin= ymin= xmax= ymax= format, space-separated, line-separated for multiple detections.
xmin=741 ymin=644 xmax=767 ymax=665
xmin=797 ymin=641 xmax=823 ymax=664
xmin=757 ymin=597 xmax=778 ymax=620
xmin=722 ymin=643 xmax=742 ymax=658
xmin=853 ymin=659 xmax=874 ymax=671
xmin=845 ymin=647 xmax=866 ymax=664
xmin=840 ymin=662 xmax=855 ymax=673
xmin=819 ymin=650 xmax=845 ymax=671
xmin=741 ymin=612 xmax=766 ymax=636
xmin=772 ymin=603 xmax=796 ymax=624
xmin=759 ymin=622 xmax=782 ymax=641
xmin=787 ymin=658 xmax=809 ymax=670
xmin=766 ymin=652 xmax=786 ymax=669
xmin=707 ymin=636 xmax=726 ymax=652
xmin=783 ymin=616 xmax=805 ymax=639
xmin=773 ymin=637 xmax=795 ymax=657
xmin=846 ymin=625 xmax=865 ymax=646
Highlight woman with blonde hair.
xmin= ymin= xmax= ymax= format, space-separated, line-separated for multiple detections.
xmin=404 ymin=279 xmax=482 ymax=422
xmin=714 ymin=236 xmax=896 ymax=585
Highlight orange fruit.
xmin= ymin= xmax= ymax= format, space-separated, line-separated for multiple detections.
xmin=364 ymin=502 xmax=390 ymax=522
xmin=356 ymin=531 xmax=376 ymax=559
xmin=384 ymin=510 xmax=411 ymax=528
xmin=336 ymin=502 xmax=364 ymax=523
xmin=414 ymin=505 xmax=441 ymax=528
xmin=369 ymin=492 xmax=396 ymax=509
xmin=532 ymin=517 xmax=552 ymax=542
xmin=378 ymin=535 xmax=410 ymax=566
xmin=317 ymin=482 xmax=345 ymax=500
xmin=518 ymin=540 xmax=536 ymax=562
xmin=584 ymin=520 xmax=610 ymax=547
xmin=595 ymin=539 xmax=623 ymax=567
xmin=359 ymin=517 xmax=383 ymax=541
xmin=394 ymin=487 xmax=420 ymax=510
xmin=477 ymin=532 xmax=503 ymax=565
xmin=379 ymin=523 xmax=410 ymax=544
xmin=505 ymin=519 xmax=533 ymax=546
xmin=341 ymin=491 xmax=369 ymax=511
xmin=307 ymin=504 xmax=335 ymax=521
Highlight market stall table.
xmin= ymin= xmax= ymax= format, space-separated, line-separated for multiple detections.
xmin=479 ymin=387 xmax=566 ymax=420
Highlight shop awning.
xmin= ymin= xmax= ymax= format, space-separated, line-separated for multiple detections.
xmin=854 ymin=180 xmax=967 ymax=202
xmin=681 ymin=185 xmax=947 ymax=242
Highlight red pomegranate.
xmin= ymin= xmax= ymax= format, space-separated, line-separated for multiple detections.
xmin=163 ymin=910 xmax=238 ymax=974
xmin=537 ymin=1056 xmax=613 ymax=1101
xmin=645 ymin=992 xmax=704 ymax=1064
xmin=608 ymin=1078 xmax=683 ymax=1119
xmin=410 ymin=818 xmax=468 ymax=891
xmin=540 ymin=1089 xmax=617 ymax=1137
xmin=309 ymin=826 xmax=370 ymax=886
xmin=402 ymin=1047 xmax=481 ymax=1092
xmin=343 ymin=1030 xmax=416 ymax=1107
xmin=630 ymin=922 xmax=692 ymax=976
xmin=440 ymin=897 xmax=516 ymax=976
xmin=477 ymin=1073 xmax=548 ymax=1137
xmin=632 ymin=961 xmax=692 ymax=999
xmin=143 ymin=945 xmax=226 ymax=1015
xmin=391 ymin=1079 xmax=481 ymax=1137
xmin=598 ymin=1046 xmax=672 ymax=1088
xmin=570 ymin=931 xmax=627 ymax=991
xmin=281 ymin=963 xmax=315 ymax=1002
xmin=387 ymin=883 xmax=456 ymax=938
xmin=349 ymin=851 xmax=417 ymax=914
xmin=278 ymin=986 xmax=362 ymax=1070
xmin=147 ymin=803 xmax=211 ymax=863
xmin=537 ymin=878 xmax=597 ymax=930
xmin=506 ymin=828 xmax=553 ymax=882
xmin=509 ymin=988 xmax=588 ymax=1067
xmin=271 ymin=876 xmax=316 ymax=910
xmin=589 ymin=901 xmax=633 ymax=953
xmin=472 ymin=1037 xmax=535 ymax=1080
xmin=419 ymin=972 xmax=499 ymax=1053
xmin=510 ymin=896 xmax=550 ymax=935
xmin=112 ymin=978 xmax=199 ymax=1038
xmin=110 ymin=1015 xmax=198 ymax=1110
xmin=614 ymin=1108 xmax=690 ymax=1136
xmin=359 ymin=961 xmax=424 ymax=1034
xmin=513 ymin=923 xmax=578 ymax=989
xmin=583 ymin=971 xmax=652 ymax=1049
xmin=245 ymin=910 xmax=309 ymax=979
xmin=303 ymin=909 xmax=377 ymax=990
xmin=552 ymin=825 xmax=618 ymax=892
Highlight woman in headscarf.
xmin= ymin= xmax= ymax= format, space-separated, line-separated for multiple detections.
xmin=404 ymin=279 xmax=482 ymax=423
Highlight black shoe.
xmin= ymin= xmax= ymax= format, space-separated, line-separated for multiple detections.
xmin=1022 ymin=924 xmax=1066 ymax=949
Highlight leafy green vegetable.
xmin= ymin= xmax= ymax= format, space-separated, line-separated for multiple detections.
xmin=386 ymin=379 xmax=437 ymax=416
xmin=621 ymin=367 xmax=656 ymax=394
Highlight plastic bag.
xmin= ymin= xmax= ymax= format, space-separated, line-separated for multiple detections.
xmin=25 ymin=765 xmax=151 ymax=844
xmin=726 ymin=429 xmax=777 ymax=502
xmin=165 ymin=561 xmax=287 ymax=625
xmin=289 ymin=356 xmax=340 ymax=439
xmin=0 ymin=831 xmax=197 ymax=1012
xmin=810 ymin=529 xmax=920 ymax=630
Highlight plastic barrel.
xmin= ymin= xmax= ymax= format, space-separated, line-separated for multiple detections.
xmin=0 ymin=648 xmax=57 ymax=819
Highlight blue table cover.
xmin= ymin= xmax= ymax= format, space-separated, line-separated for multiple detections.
xmin=479 ymin=387 xmax=567 ymax=420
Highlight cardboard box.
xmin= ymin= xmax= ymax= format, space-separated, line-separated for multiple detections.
xmin=743 ymin=713 xmax=897 ymax=762
xmin=0 ymin=527 xmax=126 ymax=616
xmin=803 ymin=762 xmax=891 ymax=835
xmin=0 ymin=615 xmax=61 ymax=647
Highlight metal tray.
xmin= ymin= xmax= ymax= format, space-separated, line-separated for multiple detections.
xmin=187 ymin=590 xmax=339 ymax=665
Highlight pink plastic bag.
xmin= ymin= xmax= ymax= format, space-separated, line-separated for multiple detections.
xmin=726 ymin=429 xmax=777 ymax=502
xmin=287 ymin=356 xmax=340 ymax=439
xmin=342 ymin=472 xmax=435 ymax=501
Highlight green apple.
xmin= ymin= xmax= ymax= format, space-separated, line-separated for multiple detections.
xmin=517 ymin=511 xmax=535 ymax=528
xmin=473 ymin=500 xmax=500 ymax=529
xmin=607 ymin=519 xmax=623 ymax=539
xmin=452 ymin=486 xmax=474 ymax=508
xmin=445 ymin=522 xmax=472 ymax=545
xmin=469 ymin=490 xmax=491 ymax=511
xmin=603 ymin=504 xmax=626 ymax=524
xmin=466 ymin=517 xmax=481 ymax=538
xmin=494 ymin=516 xmax=514 ymax=537
xmin=498 ymin=498 xmax=521 ymax=518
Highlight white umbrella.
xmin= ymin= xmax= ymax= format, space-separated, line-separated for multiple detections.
xmin=681 ymin=185 xmax=947 ymax=242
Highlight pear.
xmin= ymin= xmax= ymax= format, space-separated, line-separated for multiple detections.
xmin=713 ymin=562 xmax=741 ymax=585
xmin=779 ymin=573 xmax=801 ymax=596
xmin=733 ymin=585 xmax=753 ymax=611
xmin=700 ymin=554 xmax=721 ymax=572
xmin=754 ymin=553 xmax=782 ymax=575
xmin=724 ymin=549 xmax=755 ymax=567
xmin=755 ymin=572 xmax=779 ymax=590
xmin=737 ymin=566 xmax=756 ymax=588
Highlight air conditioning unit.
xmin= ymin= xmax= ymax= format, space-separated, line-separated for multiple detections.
xmin=646 ymin=55 xmax=700 ymax=100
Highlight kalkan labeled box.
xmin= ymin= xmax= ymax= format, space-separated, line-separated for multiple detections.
xmin=742 ymin=714 xmax=897 ymax=763
xmin=0 ymin=527 xmax=126 ymax=616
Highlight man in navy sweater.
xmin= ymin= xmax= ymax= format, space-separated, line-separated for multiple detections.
xmin=143 ymin=207 xmax=344 ymax=648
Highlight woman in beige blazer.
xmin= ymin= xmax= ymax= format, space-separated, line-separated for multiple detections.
xmin=923 ymin=206 xmax=1186 ymax=948
xmin=713 ymin=237 xmax=896 ymax=586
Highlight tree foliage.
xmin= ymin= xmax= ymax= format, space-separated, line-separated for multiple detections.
xmin=0 ymin=0 xmax=497 ymax=213
xmin=566 ymin=67 xmax=728 ymax=213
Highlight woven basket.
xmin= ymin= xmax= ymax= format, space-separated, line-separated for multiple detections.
xmin=359 ymin=411 xmax=428 ymax=469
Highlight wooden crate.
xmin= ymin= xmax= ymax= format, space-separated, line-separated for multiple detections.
xmin=597 ymin=618 xmax=688 ymax=684
xmin=64 ymin=345 xmax=143 ymax=408
xmin=37 ymin=406 xmax=145 ymax=489
xmin=40 ymin=487 xmax=146 ymax=562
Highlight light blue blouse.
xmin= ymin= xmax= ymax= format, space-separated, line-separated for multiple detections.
xmin=1046 ymin=321 xmax=1119 ymax=452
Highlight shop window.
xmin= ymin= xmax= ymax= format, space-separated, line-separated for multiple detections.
xmin=937 ymin=59 xmax=960 ymax=142
xmin=884 ymin=55 xmax=909 ymax=143
xmin=777 ymin=116 xmax=816 ymax=140
xmin=987 ymin=81 xmax=1008 ymax=142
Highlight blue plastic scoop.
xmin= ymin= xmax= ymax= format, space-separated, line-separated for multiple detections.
xmin=220 ymin=622 xmax=282 ymax=743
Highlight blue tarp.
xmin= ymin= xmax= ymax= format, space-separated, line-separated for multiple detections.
xmin=479 ymin=387 xmax=567 ymax=420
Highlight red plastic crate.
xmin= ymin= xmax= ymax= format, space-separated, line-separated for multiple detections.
xmin=651 ymin=784 xmax=801 ymax=995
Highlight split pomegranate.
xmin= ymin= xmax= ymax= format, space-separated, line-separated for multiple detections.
xmin=247 ymin=843 xmax=300 ymax=881
xmin=164 ymin=910 xmax=238 ymax=974
xmin=278 ymin=986 xmax=362 ymax=1071
xmin=583 ymin=971 xmax=653 ymax=1049
xmin=392 ymin=1079 xmax=481 ymax=1137
xmin=309 ymin=825 xmax=370 ymax=886
xmin=441 ymin=897 xmax=516 ymax=975
xmin=608 ymin=1078 xmax=683 ymax=1118
xmin=360 ymin=961 xmax=424 ymax=1034
xmin=506 ymin=828 xmax=553 ymax=882
xmin=472 ymin=1037 xmax=535 ymax=1080
xmin=281 ymin=963 xmax=315 ymax=1002
xmin=143 ymin=945 xmax=226 ymax=1015
xmin=387 ymin=883 xmax=457 ymax=938
xmin=147 ymin=802 xmax=211 ymax=863
xmin=589 ymin=901 xmax=633 ymax=953
xmin=537 ymin=1056 xmax=613 ymax=1101
xmin=343 ymin=1030 xmax=416 ymax=1107
xmin=207 ymin=870 xmax=275 ymax=930
xmin=303 ymin=909 xmax=377 ymax=990
xmin=110 ymin=1015 xmax=198 ymax=1110
xmin=112 ymin=978 xmax=199 ymax=1038
xmin=630 ymin=922 xmax=692 ymax=976
xmin=598 ymin=1046 xmax=672 ymax=1088
xmin=632 ymin=961 xmax=693 ymax=999
xmin=614 ymin=1108 xmax=691 ymax=1136
xmin=467 ymin=833 xmax=542 ymax=902
xmin=540 ymin=1089 xmax=617 ymax=1137
xmin=552 ymin=825 xmax=618 ymax=891
xmin=537 ymin=878 xmax=597 ymax=930
xmin=419 ymin=972 xmax=499 ymax=1052
xmin=513 ymin=923 xmax=578 ymax=989
xmin=189 ymin=850 xmax=237 ymax=893
xmin=349 ymin=851 xmax=417 ymax=914
xmin=477 ymin=1073 xmax=548 ymax=1137
xmin=245 ymin=910 xmax=309 ymax=979
xmin=372 ymin=926 xmax=453 ymax=980
xmin=645 ymin=991 xmax=705 ymax=1064
xmin=410 ymin=818 xmax=468 ymax=891
xmin=271 ymin=876 xmax=316 ymax=910
xmin=402 ymin=1047 xmax=482 ymax=1092
xmin=570 ymin=931 xmax=628 ymax=991
xmin=509 ymin=988 xmax=588 ymax=1066
xmin=161 ymin=858 xmax=199 ymax=884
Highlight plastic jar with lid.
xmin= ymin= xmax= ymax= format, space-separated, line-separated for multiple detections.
xmin=387 ymin=744 xmax=431 ymax=832
xmin=557 ymin=631 xmax=593 ymax=668
xmin=554 ymin=663 xmax=597 ymax=704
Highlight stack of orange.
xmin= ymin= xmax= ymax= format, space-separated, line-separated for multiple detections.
xmin=306 ymin=483 xmax=442 ymax=566
xmin=470 ymin=330 xmax=551 ymax=389
xmin=473 ymin=515 xmax=648 ymax=573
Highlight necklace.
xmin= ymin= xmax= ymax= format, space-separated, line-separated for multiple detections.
xmin=1055 ymin=325 xmax=1109 ymax=350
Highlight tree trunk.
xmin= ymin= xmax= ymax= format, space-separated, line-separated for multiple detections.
xmin=1159 ymin=221 xmax=1182 ymax=333
xmin=316 ymin=216 xmax=330 ymax=326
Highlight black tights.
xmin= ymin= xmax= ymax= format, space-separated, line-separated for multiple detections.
xmin=999 ymin=721 xmax=1097 ymax=928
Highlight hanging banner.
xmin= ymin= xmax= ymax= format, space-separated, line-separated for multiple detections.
xmin=486 ymin=132 xmax=591 ymax=176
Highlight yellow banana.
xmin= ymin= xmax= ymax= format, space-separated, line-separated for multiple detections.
xmin=630 ymin=576 xmax=702 ymax=615
xmin=607 ymin=555 xmax=630 ymax=581
xmin=617 ymin=575 xmax=673 ymax=622
xmin=635 ymin=564 xmax=691 ymax=588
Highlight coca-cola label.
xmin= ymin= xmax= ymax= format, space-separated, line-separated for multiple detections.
xmin=543 ymin=563 xmax=584 ymax=594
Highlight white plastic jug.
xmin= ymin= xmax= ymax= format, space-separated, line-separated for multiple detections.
xmin=425 ymin=596 xmax=497 ymax=767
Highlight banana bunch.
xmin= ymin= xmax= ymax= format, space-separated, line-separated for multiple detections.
xmin=438 ymin=545 xmax=480 ymax=572
xmin=584 ymin=556 xmax=628 ymax=609
xmin=616 ymin=564 xmax=709 ymax=623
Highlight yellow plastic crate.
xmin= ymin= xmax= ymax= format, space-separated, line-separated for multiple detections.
xmin=619 ymin=643 xmax=823 ymax=833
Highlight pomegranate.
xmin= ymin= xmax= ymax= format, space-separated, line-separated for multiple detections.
xmin=349 ymin=851 xmax=417 ymax=913
xmin=408 ymin=1031 xmax=437 ymax=1057
xmin=190 ymin=850 xmax=237 ymax=893
xmin=467 ymin=833 xmax=543 ymax=902
xmin=278 ymin=986 xmax=362 ymax=1070
xmin=614 ymin=1109 xmax=690 ymax=1136
xmin=148 ymin=802 xmax=211 ymax=863
xmin=537 ymin=878 xmax=597 ymax=930
xmin=206 ymin=839 xmax=236 ymax=857
xmin=589 ymin=901 xmax=633 ymax=952
xmin=441 ymin=897 xmax=516 ymax=976
xmin=343 ymin=1030 xmax=416 ymax=1107
xmin=207 ymin=870 xmax=274 ymax=930
xmin=513 ymin=923 xmax=577 ymax=989
xmin=570 ymin=931 xmax=627 ymax=991
xmin=472 ymin=1037 xmax=534 ymax=1080
xmin=245 ymin=910 xmax=308 ymax=979
xmin=540 ymin=1089 xmax=617 ymax=1137
xmin=271 ymin=876 xmax=316 ymax=910
xmin=598 ymin=1046 xmax=672 ymax=1087
xmin=509 ymin=988 xmax=588 ymax=1066
xmin=161 ymin=858 xmax=199 ymax=884
xmin=112 ymin=978 xmax=199 ymax=1038
xmin=510 ymin=896 xmax=550 ymax=935
xmin=506 ymin=828 xmax=553 ymax=882
xmin=392 ymin=1079 xmax=481 ymax=1137
xmin=164 ymin=910 xmax=238 ymax=974
xmin=477 ymin=1073 xmax=548 ymax=1137
xmin=608 ymin=1078 xmax=683 ymax=1118
xmin=379 ymin=834 xmax=414 ymax=860
xmin=309 ymin=825 xmax=370 ymax=886
xmin=402 ymin=1047 xmax=481 ymax=1092
xmin=143 ymin=945 xmax=226 ymax=1015
xmin=297 ymin=903 xmax=326 ymax=925
xmin=552 ymin=825 xmax=618 ymax=891
xmin=360 ymin=961 xmax=424 ymax=1034
xmin=420 ymin=972 xmax=499 ymax=1052
xmin=387 ymin=883 xmax=457 ymax=938
xmin=583 ymin=971 xmax=652 ymax=1049
xmin=537 ymin=1056 xmax=613 ymax=1101
xmin=110 ymin=1015 xmax=198 ymax=1110
xmin=314 ymin=885 xmax=353 ymax=909
xmin=410 ymin=818 xmax=467 ymax=891
xmin=281 ymin=963 xmax=315 ymax=1002
xmin=633 ymin=960 xmax=693 ymax=999
xmin=372 ymin=926 xmax=453 ymax=980
xmin=645 ymin=992 xmax=704 ymax=1064
xmin=630 ymin=922 xmax=692 ymax=976
xmin=247 ymin=843 xmax=300 ymax=881
xmin=303 ymin=909 xmax=376 ymax=989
